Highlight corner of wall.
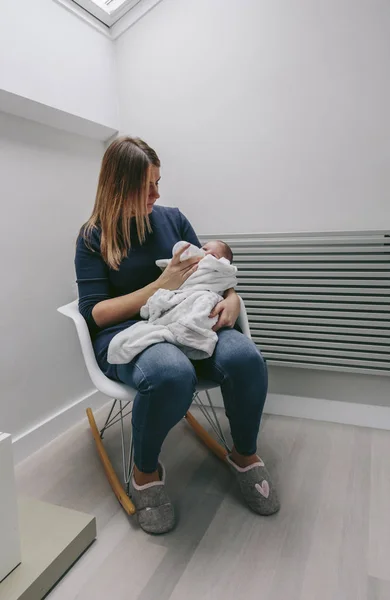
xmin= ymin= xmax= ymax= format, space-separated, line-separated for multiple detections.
xmin=12 ymin=390 xmax=109 ymax=465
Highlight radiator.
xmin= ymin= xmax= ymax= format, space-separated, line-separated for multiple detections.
xmin=199 ymin=231 xmax=390 ymax=375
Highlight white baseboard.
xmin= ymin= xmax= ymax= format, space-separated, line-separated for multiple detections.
xmin=12 ymin=386 xmax=390 ymax=466
xmin=203 ymin=389 xmax=390 ymax=431
xmin=12 ymin=390 xmax=109 ymax=464
xmin=264 ymin=393 xmax=390 ymax=430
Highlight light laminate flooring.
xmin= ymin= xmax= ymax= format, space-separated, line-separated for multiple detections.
xmin=15 ymin=406 xmax=390 ymax=600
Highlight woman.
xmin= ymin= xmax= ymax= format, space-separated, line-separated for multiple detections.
xmin=75 ymin=137 xmax=279 ymax=534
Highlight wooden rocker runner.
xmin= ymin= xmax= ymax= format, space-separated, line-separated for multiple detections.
xmin=58 ymin=297 xmax=251 ymax=515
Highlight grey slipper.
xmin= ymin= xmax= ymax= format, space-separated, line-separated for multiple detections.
xmin=129 ymin=463 xmax=175 ymax=534
xmin=226 ymin=454 xmax=280 ymax=516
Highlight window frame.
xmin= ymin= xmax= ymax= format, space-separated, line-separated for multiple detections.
xmin=54 ymin=0 xmax=162 ymax=38
xmin=71 ymin=0 xmax=140 ymax=27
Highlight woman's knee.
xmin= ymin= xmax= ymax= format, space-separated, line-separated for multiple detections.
xmin=132 ymin=343 xmax=197 ymax=395
xmin=215 ymin=330 xmax=267 ymax=377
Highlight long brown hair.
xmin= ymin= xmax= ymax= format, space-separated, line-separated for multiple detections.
xmin=82 ymin=137 xmax=160 ymax=270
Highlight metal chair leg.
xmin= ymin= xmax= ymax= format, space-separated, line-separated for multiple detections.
xmin=88 ymin=389 xmax=230 ymax=516
xmin=192 ymin=392 xmax=230 ymax=451
xmin=118 ymin=400 xmax=134 ymax=494
xmin=86 ymin=406 xmax=136 ymax=515
xmin=99 ymin=400 xmax=117 ymax=439
xmin=100 ymin=400 xmax=133 ymax=439
xmin=185 ymin=411 xmax=229 ymax=462
xmin=186 ymin=390 xmax=231 ymax=461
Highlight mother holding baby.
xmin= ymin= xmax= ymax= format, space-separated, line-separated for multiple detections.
xmin=75 ymin=137 xmax=279 ymax=534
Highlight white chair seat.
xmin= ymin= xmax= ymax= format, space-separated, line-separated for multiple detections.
xmin=58 ymin=297 xmax=251 ymax=402
xmin=58 ymin=295 xmax=252 ymax=514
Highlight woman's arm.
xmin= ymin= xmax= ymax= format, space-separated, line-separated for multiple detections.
xmin=92 ymin=281 xmax=160 ymax=328
xmin=76 ymin=210 xmax=203 ymax=331
xmin=93 ymin=248 xmax=202 ymax=328
xmin=76 ymin=233 xmax=201 ymax=330
xmin=210 ymin=288 xmax=241 ymax=332
xmin=224 ymin=288 xmax=238 ymax=300
xmin=75 ymin=231 xmax=158 ymax=330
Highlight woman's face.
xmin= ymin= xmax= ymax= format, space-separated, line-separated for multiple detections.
xmin=147 ymin=166 xmax=161 ymax=214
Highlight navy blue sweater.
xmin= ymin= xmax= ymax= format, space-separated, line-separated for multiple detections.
xmin=75 ymin=205 xmax=200 ymax=379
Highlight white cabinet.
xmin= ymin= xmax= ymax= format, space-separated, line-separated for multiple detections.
xmin=0 ymin=433 xmax=21 ymax=582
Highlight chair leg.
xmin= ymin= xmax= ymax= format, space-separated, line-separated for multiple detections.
xmin=185 ymin=410 xmax=229 ymax=462
xmin=88 ymin=392 xmax=229 ymax=515
xmin=99 ymin=399 xmax=117 ymax=439
xmin=99 ymin=400 xmax=133 ymax=439
xmin=193 ymin=391 xmax=230 ymax=451
xmin=86 ymin=407 xmax=136 ymax=515
xmin=118 ymin=401 xmax=134 ymax=495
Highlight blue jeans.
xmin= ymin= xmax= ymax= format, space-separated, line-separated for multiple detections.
xmin=116 ymin=328 xmax=268 ymax=473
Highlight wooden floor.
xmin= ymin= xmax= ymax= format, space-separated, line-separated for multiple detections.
xmin=16 ymin=406 xmax=390 ymax=600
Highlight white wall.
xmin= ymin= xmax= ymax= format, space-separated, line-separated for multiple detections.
xmin=116 ymin=0 xmax=390 ymax=234
xmin=0 ymin=0 xmax=118 ymax=130
xmin=1 ymin=0 xmax=388 ymax=449
xmin=0 ymin=112 xmax=103 ymax=440
xmin=115 ymin=0 xmax=390 ymax=405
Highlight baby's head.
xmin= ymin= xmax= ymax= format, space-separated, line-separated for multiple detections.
xmin=202 ymin=240 xmax=233 ymax=263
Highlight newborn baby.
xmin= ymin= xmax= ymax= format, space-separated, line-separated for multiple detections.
xmin=108 ymin=240 xmax=237 ymax=364
xmin=156 ymin=239 xmax=233 ymax=270
xmin=203 ymin=240 xmax=233 ymax=261
xmin=178 ymin=239 xmax=233 ymax=262
xmin=155 ymin=240 xmax=236 ymax=297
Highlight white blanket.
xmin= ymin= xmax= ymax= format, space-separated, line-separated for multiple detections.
xmin=107 ymin=251 xmax=237 ymax=365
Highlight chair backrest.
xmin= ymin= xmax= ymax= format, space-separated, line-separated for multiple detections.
xmin=57 ymin=300 xmax=135 ymax=402
xmin=58 ymin=296 xmax=252 ymax=401
xmin=237 ymin=296 xmax=252 ymax=339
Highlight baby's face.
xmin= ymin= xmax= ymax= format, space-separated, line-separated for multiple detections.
xmin=202 ymin=241 xmax=227 ymax=260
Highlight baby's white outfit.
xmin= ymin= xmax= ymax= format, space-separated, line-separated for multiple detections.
xmin=107 ymin=241 xmax=237 ymax=364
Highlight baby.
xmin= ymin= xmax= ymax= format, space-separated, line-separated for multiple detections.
xmin=185 ymin=239 xmax=233 ymax=263
xmin=202 ymin=240 xmax=233 ymax=262
xmin=156 ymin=239 xmax=233 ymax=270
xmin=108 ymin=239 xmax=237 ymax=364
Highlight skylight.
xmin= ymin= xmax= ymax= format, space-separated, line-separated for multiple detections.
xmin=88 ymin=0 xmax=131 ymax=15
xmin=72 ymin=0 xmax=139 ymax=26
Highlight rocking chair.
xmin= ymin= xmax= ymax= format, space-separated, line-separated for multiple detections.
xmin=58 ymin=297 xmax=251 ymax=515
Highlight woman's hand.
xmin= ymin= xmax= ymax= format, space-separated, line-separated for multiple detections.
xmin=210 ymin=289 xmax=241 ymax=332
xmin=157 ymin=243 xmax=201 ymax=291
